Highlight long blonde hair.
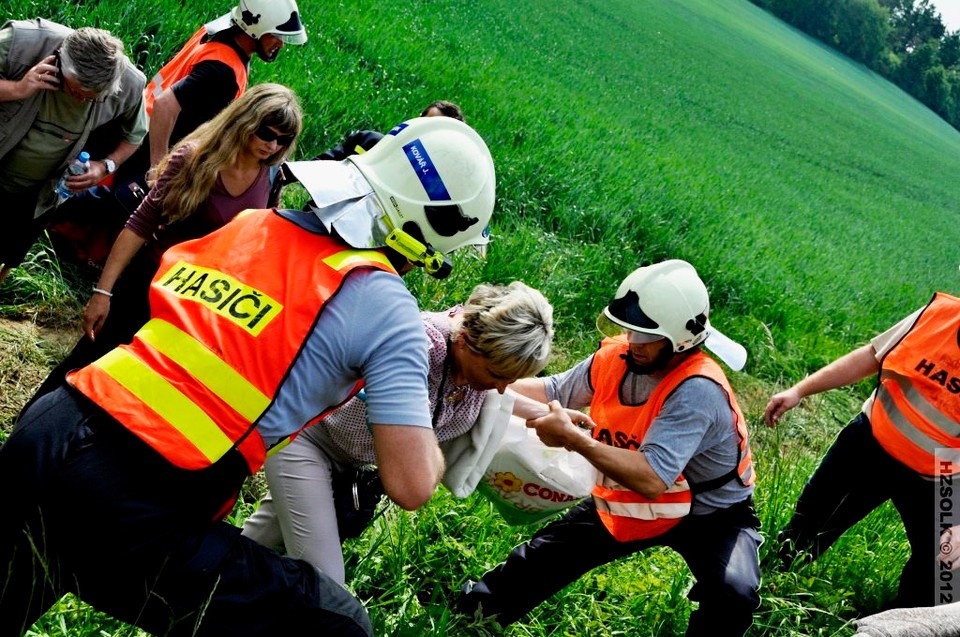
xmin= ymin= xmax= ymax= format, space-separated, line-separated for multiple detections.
xmin=154 ymin=83 xmax=303 ymax=224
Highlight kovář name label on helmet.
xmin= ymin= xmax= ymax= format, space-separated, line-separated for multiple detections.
xmin=158 ymin=261 xmax=283 ymax=336
xmin=403 ymin=140 xmax=452 ymax=201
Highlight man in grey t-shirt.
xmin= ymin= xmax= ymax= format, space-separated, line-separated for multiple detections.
xmin=460 ymin=260 xmax=761 ymax=637
xmin=0 ymin=117 xmax=495 ymax=636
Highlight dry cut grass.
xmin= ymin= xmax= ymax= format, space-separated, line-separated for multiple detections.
xmin=0 ymin=318 xmax=81 ymax=437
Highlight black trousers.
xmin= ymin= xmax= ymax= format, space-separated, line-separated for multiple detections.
xmin=461 ymin=497 xmax=762 ymax=636
xmin=0 ymin=386 xmax=373 ymax=637
xmin=1 ymin=185 xmax=45 ymax=268
xmin=777 ymin=412 xmax=944 ymax=608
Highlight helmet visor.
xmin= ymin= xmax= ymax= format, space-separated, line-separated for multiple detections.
xmin=274 ymin=30 xmax=307 ymax=45
xmin=626 ymin=330 xmax=665 ymax=344
xmin=596 ymin=309 xmax=661 ymax=341
xmin=265 ymin=9 xmax=307 ymax=45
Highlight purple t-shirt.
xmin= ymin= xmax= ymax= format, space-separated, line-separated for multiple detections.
xmin=125 ymin=142 xmax=271 ymax=263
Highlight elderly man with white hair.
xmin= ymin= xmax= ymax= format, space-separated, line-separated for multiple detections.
xmin=0 ymin=17 xmax=146 ymax=281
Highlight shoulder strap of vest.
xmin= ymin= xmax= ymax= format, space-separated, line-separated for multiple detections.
xmin=877 ymin=293 xmax=936 ymax=368
xmin=687 ymin=467 xmax=741 ymax=495
xmin=668 ymin=359 xmax=753 ymax=494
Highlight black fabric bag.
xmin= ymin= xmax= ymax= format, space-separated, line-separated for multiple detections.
xmin=113 ymin=173 xmax=149 ymax=216
xmin=47 ymin=174 xmax=148 ymax=272
xmin=332 ymin=465 xmax=384 ymax=541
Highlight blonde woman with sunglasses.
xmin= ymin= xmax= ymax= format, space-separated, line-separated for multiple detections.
xmin=27 ymin=82 xmax=302 ymax=408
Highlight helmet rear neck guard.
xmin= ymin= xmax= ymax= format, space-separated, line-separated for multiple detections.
xmin=348 ymin=117 xmax=495 ymax=258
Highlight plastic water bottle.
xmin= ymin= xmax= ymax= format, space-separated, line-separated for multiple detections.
xmin=55 ymin=151 xmax=91 ymax=200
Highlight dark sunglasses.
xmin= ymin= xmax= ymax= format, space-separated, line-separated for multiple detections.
xmin=254 ymin=124 xmax=295 ymax=146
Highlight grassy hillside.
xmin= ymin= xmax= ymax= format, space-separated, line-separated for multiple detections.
xmin=5 ymin=0 xmax=959 ymax=369
xmin=309 ymin=0 xmax=960 ymax=378
xmin=2 ymin=0 xmax=959 ymax=635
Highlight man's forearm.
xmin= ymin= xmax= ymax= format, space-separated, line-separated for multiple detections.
xmin=372 ymin=424 xmax=445 ymax=511
xmin=566 ymin=433 xmax=667 ymax=498
xmin=508 ymin=384 xmax=551 ymax=419
xmin=792 ymin=344 xmax=879 ymax=400
xmin=0 ymin=79 xmax=28 ymax=102
xmin=148 ymin=90 xmax=182 ymax=166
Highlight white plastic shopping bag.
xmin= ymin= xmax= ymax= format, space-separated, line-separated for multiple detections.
xmin=441 ymin=390 xmax=515 ymax=498
xmin=477 ymin=415 xmax=596 ymax=525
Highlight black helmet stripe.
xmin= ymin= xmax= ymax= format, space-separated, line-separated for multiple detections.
xmin=424 ymin=204 xmax=477 ymax=238
xmin=275 ymin=12 xmax=303 ymax=32
xmin=608 ymin=290 xmax=659 ymax=330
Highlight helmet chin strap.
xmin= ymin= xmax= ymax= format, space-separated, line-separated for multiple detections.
xmin=384 ymin=227 xmax=453 ymax=279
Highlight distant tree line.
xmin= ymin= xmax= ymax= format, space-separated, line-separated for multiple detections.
xmin=749 ymin=0 xmax=960 ymax=129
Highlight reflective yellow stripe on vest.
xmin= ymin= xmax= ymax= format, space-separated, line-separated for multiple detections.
xmin=594 ymin=481 xmax=692 ymax=521
xmin=151 ymin=72 xmax=164 ymax=100
xmin=93 ymin=318 xmax=271 ymax=463
xmin=595 ymin=499 xmax=692 ymax=520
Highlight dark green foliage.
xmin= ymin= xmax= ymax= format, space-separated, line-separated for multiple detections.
xmin=753 ymin=0 xmax=960 ymax=128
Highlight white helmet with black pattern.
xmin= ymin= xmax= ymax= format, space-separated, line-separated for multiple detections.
xmin=596 ymin=259 xmax=747 ymax=370
xmin=286 ymin=116 xmax=496 ymax=279
xmin=348 ymin=116 xmax=495 ymax=256
xmin=206 ymin=0 xmax=307 ymax=45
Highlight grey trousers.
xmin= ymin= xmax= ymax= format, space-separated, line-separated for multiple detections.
xmin=242 ymin=426 xmax=354 ymax=584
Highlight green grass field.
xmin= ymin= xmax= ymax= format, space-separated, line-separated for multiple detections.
xmin=2 ymin=0 xmax=959 ymax=634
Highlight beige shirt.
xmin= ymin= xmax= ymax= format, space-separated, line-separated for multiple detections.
xmin=0 ymin=26 xmax=93 ymax=190
xmin=0 ymin=20 xmax=147 ymax=209
xmin=0 ymin=90 xmax=90 ymax=191
xmin=861 ymin=308 xmax=923 ymax=415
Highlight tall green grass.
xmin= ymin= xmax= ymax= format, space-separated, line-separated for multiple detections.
xmin=4 ymin=0 xmax=959 ymax=634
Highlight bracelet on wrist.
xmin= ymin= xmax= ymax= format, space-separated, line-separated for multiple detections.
xmin=92 ymin=287 xmax=114 ymax=298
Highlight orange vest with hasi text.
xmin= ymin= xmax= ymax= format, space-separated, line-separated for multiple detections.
xmin=589 ymin=337 xmax=754 ymax=542
xmin=871 ymin=292 xmax=960 ymax=477
xmin=144 ymin=26 xmax=248 ymax=116
xmin=69 ymin=209 xmax=396 ymax=474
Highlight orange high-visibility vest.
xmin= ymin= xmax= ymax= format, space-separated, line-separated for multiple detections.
xmin=144 ymin=27 xmax=248 ymax=117
xmin=589 ymin=337 xmax=754 ymax=542
xmin=69 ymin=209 xmax=397 ymax=475
xmin=870 ymin=293 xmax=960 ymax=477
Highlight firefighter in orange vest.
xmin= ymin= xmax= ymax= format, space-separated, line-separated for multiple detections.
xmin=765 ymin=292 xmax=960 ymax=609
xmin=119 ymin=0 xmax=306 ymax=182
xmin=0 ymin=116 xmax=494 ymax=636
xmin=460 ymin=260 xmax=761 ymax=636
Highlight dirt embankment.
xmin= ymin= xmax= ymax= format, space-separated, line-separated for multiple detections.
xmin=0 ymin=318 xmax=81 ymax=434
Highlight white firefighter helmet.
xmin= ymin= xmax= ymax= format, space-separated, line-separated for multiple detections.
xmin=596 ymin=260 xmax=747 ymax=370
xmin=206 ymin=0 xmax=307 ymax=45
xmin=347 ymin=116 xmax=495 ymax=257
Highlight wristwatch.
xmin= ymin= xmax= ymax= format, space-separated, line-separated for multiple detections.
xmin=103 ymin=158 xmax=116 ymax=175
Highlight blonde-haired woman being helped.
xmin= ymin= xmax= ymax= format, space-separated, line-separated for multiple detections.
xmin=28 ymin=83 xmax=302 ymax=405
xmin=242 ymin=282 xmax=555 ymax=585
